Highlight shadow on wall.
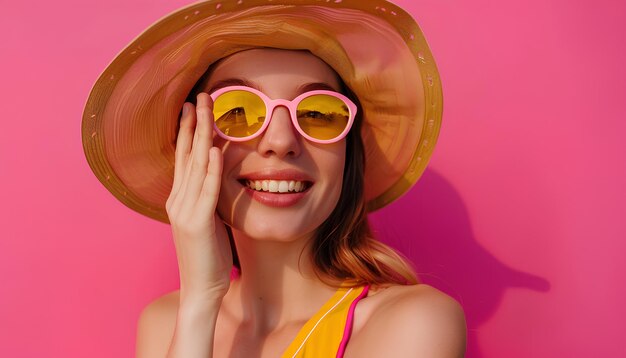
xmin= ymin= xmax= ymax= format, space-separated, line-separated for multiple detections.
xmin=368 ymin=169 xmax=550 ymax=358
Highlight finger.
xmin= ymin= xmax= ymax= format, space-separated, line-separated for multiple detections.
xmin=171 ymin=102 xmax=196 ymax=196
xmin=204 ymin=94 xmax=215 ymax=149
xmin=196 ymin=92 xmax=215 ymax=149
xmin=181 ymin=93 xmax=214 ymax=206
xmin=197 ymin=147 xmax=223 ymax=215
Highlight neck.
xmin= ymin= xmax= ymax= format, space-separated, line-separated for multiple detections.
xmin=224 ymin=228 xmax=340 ymax=333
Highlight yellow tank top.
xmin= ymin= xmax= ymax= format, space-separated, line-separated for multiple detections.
xmin=281 ymin=285 xmax=370 ymax=358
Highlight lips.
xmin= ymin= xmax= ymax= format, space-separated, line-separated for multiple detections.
xmin=237 ymin=169 xmax=314 ymax=207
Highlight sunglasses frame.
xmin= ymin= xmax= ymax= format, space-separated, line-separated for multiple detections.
xmin=208 ymin=85 xmax=357 ymax=144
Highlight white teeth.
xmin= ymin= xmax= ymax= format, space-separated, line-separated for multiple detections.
xmin=245 ymin=179 xmax=308 ymax=193
xmin=269 ymin=180 xmax=279 ymax=192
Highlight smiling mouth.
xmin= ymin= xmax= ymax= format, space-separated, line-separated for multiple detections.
xmin=240 ymin=179 xmax=311 ymax=193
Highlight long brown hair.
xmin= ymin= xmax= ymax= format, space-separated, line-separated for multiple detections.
xmin=310 ymin=86 xmax=418 ymax=287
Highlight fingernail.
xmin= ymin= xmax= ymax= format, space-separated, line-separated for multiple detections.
xmin=182 ymin=103 xmax=189 ymax=116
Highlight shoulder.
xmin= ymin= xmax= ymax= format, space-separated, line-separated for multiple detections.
xmin=135 ymin=290 xmax=180 ymax=358
xmin=347 ymin=284 xmax=466 ymax=358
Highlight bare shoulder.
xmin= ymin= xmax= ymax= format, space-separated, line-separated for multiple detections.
xmin=347 ymin=284 xmax=466 ymax=358
xmin=135 ymin=290 xmax=180 ymax=358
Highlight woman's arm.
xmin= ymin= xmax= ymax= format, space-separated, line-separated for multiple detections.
xmin=166 ymin=296 xmax=222 ymax=357
xmin=136 ymin=93 xmax=232 ymax=357
xmin=135 ymin=291 xmax=222 ymax=358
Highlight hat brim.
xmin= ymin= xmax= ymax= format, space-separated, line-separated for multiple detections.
xmin=82 ymin=0 xmax=443 ymax=223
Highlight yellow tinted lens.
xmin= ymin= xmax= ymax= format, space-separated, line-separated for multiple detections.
xmin=296 ymin=94 xmax=350 ymax=140
xmin=213 ymin=90 xmax=266 ymax=138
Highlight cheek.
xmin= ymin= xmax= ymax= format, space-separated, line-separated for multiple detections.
xmin=325 ymin=142 xmax=347 ymax=181
xmin=317 ymin=144 xmax=347 ymax=212
xmin=329 ymin=161 xmax=345 ymax=206
xmin=215 ymin=139 xmax=249 ymax=175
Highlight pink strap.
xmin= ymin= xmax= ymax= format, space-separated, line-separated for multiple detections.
xmin=336 ymin=285 xmax=370 ymax=358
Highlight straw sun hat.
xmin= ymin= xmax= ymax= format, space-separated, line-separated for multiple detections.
xmin=82 ymin=0 xmax=443 ymax=223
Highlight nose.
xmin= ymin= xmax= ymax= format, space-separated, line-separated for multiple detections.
xmin=257 ymin=105 xmax=301 ymax=158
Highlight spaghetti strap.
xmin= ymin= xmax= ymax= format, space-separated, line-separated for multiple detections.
xmin=336 ymin=285 xmax=370 ymax=358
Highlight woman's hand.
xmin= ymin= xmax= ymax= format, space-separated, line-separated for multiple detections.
xmin=166 ymin=93 xmax=232 ymax=304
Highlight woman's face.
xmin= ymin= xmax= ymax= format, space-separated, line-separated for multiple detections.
xmin=204 ymin=48 xmax=346 ymax=242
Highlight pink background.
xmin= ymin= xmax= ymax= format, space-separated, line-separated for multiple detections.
xmin=1 ymin=0 xmax=625 ymax=356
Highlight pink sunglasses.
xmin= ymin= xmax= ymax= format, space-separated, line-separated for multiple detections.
xmin=209 ymin=86 xmax=357 ymax=144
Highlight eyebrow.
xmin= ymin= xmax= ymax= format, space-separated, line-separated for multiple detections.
xmin=296 ymin=82 xmax=340 ymax=93
xmin=206 ymin=78 xmax=258 ymax=93
xmin=207 ymin=78 xmax=340 ymax=96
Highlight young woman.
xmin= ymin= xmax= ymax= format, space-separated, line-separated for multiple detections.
xmin=82 ymin=1 xmax=466 ymax=357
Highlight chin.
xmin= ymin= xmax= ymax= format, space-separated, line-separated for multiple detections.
xmin=226 ymin=208 xmax=321 ymax=243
